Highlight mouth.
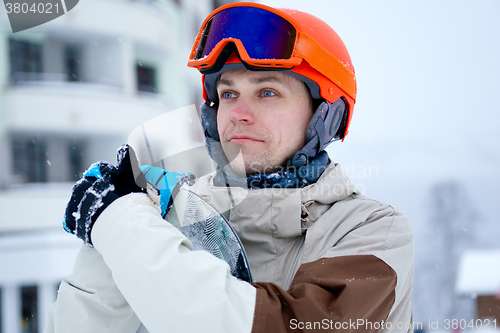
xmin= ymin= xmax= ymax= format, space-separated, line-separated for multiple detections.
xmin=228 ymin=135 xmax=264 ymax=144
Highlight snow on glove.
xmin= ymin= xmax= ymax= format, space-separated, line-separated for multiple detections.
xmin=140 ymin=165 xmax=195 ymax=218
xmin=63 ymin=144 xmax=147 ymax=246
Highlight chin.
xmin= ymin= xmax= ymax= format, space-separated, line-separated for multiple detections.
xmin=224 ymin=148 xmax=289 ymax=177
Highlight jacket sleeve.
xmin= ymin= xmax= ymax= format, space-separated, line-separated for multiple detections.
xmin=90 ymin=193 xmax=257 ymax=333
xmin=44 ymin=244 xmax=141 ymax=333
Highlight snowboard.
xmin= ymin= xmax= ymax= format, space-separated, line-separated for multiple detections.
xmin=164 ymin=187 xmax=253 ymax=283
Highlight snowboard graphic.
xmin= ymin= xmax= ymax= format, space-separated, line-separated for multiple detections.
xmin=164 ymin=187 xmax=253 ymax=283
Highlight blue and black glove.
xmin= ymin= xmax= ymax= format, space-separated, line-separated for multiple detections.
xmin=63 ymin=144 xmax=147 ymax=246
xmin=64 ymin=144 xmax=196 ymax=246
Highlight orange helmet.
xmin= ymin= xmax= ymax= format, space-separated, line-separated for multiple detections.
xmin=188 ymin=2 xmax=356 ymax=139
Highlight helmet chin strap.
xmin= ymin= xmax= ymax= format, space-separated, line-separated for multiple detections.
xmin=289 ymin=97 xmax=346 ymax=168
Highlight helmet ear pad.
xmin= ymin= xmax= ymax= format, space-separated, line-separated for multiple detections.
xmin=290 ymin=97 xmax=348 ymax=168
xmin=307 ymin=96 xmax=348 ymax=143
xmin=200 ymin=101 xmax=219 ymax=141
xmin=200 ymin=102 xmax=233 ymax=169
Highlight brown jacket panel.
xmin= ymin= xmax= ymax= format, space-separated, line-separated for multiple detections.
xmin=251 ymin=255 xmax=397 ymax=333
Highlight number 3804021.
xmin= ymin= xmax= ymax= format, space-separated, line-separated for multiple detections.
xmin=5 ymin=3 xmax=60 ymax=14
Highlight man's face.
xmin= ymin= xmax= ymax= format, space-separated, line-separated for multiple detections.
xmin=216 ymin=69 xmax=314 ymax=176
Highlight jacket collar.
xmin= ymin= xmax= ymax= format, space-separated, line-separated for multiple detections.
xmin=196 ymin=162 xmax=359 ymax=238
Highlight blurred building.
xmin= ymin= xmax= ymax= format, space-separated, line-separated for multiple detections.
xmin=0 ymin=0 xmax=237 ymax=332
xmin=456 ymin=249 xmax=500 ymax=323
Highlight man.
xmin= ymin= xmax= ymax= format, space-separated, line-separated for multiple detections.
xmin=46 ymin=3 xmax=414 ymax=332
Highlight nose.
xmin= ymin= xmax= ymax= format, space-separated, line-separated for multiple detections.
xmin=229 ymin=98 xmax=254 ymax=125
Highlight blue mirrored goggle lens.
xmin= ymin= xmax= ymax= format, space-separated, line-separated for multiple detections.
xmin=195 ymin=7 xmax=296 ymax=61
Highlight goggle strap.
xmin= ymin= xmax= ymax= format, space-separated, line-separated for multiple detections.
xmin=295 ymin=33 xmax=356 ymax=100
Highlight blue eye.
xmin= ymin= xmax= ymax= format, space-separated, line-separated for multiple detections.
xmin=262 ymin=90 xmax=276 ymax=97
xmin=222 ymin=91 xmax=235 ymax=99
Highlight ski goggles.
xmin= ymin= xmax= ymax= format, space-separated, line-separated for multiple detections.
xmin=187 ymin=2 xmax=356 ymax=100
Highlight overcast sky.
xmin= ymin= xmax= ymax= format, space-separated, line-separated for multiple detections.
xmin=258 ymin=0 xmax=500 ymax=244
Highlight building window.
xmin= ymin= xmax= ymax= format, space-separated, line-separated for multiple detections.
xmin=136 ymin=64 xmax=157 ymax=93
xmin=69 ymin=144 xmax=84 ymax=181
xmin=12 ymin=138 xmax=47 ymax=183
xmin=20 ymin=286 xmax=38 ymax=333
xmin=9 ymin=39 xmax=42 ymax=82
xmin=65 ymin=46 xmax=81 ymax=82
